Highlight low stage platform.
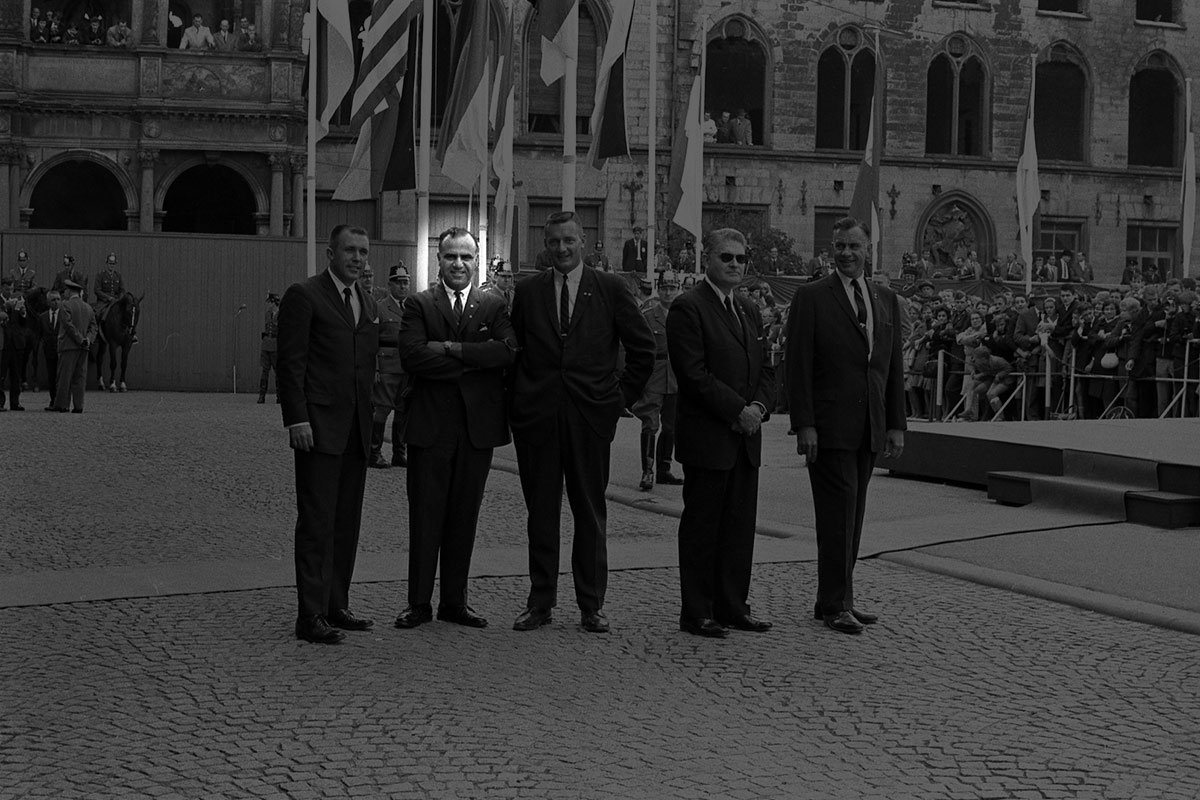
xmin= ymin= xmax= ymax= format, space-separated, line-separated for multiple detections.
xmin=888 ymin=418 xmax=1200 ymax=529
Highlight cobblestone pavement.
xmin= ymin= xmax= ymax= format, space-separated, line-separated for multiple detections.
xmin=4 ymin=393 xmax=1200 ymax=799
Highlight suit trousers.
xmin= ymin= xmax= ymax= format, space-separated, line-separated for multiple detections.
xmin=1 ymin=348 xmax=23 ymax=408
xmin=808 ymin=445 xmax=877 ymax=616
xmin=54 ymin=349 xmax=88 ymax=411
xmin=514 ymin=401 xmax=610 ymax=613
xmin=44 ymin=347 xmax=59 ymax=403
xmin=292 ymin=418 xmax=368 ymax=619
xmin=678 ymin=448 xmax=759 ymax=620
xmin=405 ymin=397 xmax=492 ymax=609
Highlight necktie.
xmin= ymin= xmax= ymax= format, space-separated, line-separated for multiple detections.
xmin=560 ymin=277 xmax=570 ymax=330
xmin=454 ymin=291 xmax=463 ymax=319
xmin=343 ymin=287 xmax=353 ymax=320
xmin=725 ymin=295 xmax=738 ymax=322
xmin=851 ymin=279 xmax=868 ymax=329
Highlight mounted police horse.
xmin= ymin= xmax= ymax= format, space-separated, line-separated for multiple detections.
xmin=21 ymin=287 xmax=50 ymax=388
xmin=93 ymin=292 xmax=142 ymax=392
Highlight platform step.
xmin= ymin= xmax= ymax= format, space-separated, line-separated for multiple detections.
xmin=987 ymin=471 xmax=1134 ymax=518
xmin=1061 ymin=450 xmax=1158 ymax=488
xmin=1158 ymin=463 xmax=1200 ymax=496
xmin=1126 ymin=491 xmax=1200 ymax=529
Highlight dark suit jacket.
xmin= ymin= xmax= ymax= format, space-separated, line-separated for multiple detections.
xmin=399 ymin=286 xmax=516 ymax=449
xmin=622 ymin=238 xmax=648 ymax=272
xmin=39 ymin=310 xmax=61 ymax=355
xmin=277 ymin=272 xmax=379 ymax=456
xmin=509 ymin=266 xmax=655 ymax=441
xmin=668 ymin=282 xmax=774 ymax=470
xmin=58 ymin=296 xmax=96 ymax=354
xmin=786 ymin=273 xmax=906 ymax=452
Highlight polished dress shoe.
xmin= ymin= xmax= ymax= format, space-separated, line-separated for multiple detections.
xmin=581 ymin=609 xmax=610 ymax=633
xmin=680 ymin=617 xmax=729 ymax=638
xmin=328 ymin=609 xmax=374 ymax=631
xmin=391 ymin=453 xmax=408 ymax=468
xmin=393 ymin=604 xmax=433 ymax=628
xmin=11 ymin=405 xmax=24 ymax=411
xmin=513 ymin=606 xmax=553 ymax=631
xmin=655 ymin=471 xmax=684 ymax=485
xmin=295 ymin=615 xmax=345 ymax=644
xmin=719 ymin=614 xmax=773 ymax=632
xmin=812 ymin=608 xmax=878 ymax=625
xmin=368 ymin=453 xmax=391 ymax=469
xmin=437 ymin=605 xmax=488 ymax=628
xmin=639 ymin=469 xmax=655 ymax=491
xmin=823 ymin=610 xmax=864 ymax=634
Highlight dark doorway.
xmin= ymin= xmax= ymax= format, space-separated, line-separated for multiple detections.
xmin=1129 ymin=69 xmax=1177 ymax=167
xmin=30 ymin=160 xmax=128 ymax=230
xmin=163 ymin=164 xmax=257 ymax=235
xmin=706 ymin=35 xmax=767 ymax=145
xmin=1035 ymin=60 xmax=1086 ymax=161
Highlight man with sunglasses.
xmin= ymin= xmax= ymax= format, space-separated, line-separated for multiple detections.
xmin=508 ymin=211 xmax=655 ymax=634
xmin=786 ymin=216 xmax=906 ymax=635
xmin=668 ymin=229 xmax=775 ymax=638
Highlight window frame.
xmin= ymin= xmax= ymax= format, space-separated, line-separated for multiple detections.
xmin=815 ymin=27 xmax=878 ymax=153
xmin=924 ymin=34 xmax=990 ymax=158
xmin=1125 ymin=222 xmax=1178 ymax=280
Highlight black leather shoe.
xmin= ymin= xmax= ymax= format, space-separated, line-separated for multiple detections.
xmin=328 ymin=609 xmax=374 ymax=631
xmin=812 ymin=608 xmax=878 ymax=625
xmin=11 ymin=405 xmax=24 ymax=411
xmin=368 ymin=453 xmax=391 ymax=469
xmin=295 ymin=615 xmax=345 ymax=644
xmin=513 ymin=607 xmax=553 ymax=631
xmin=680 ymin=617 xmax=729 ymax=638
xmin=656 ymin=471 xmax=684 ymax=485
xmin=823 ymin=610 xmax=864 ymax=634
xmin=393 ymin=605 xmax=433 ymax=628
xmin=581 ymin=610 xmax=610 ymax=633
xmin=719 ymin=614 xmax=773 ymax=632
xmin=391 ymin=453 xmax=408 ymax=468
xmin=638 ymin=469 xmax=654 ymax=491
xmin=437 ymin=605 xmax=488 ymax=628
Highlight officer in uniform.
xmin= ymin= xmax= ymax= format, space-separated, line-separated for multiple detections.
xmin=583 ymin=241 xmax=611 ymax=271
xmin=10 ymin=251 xmax=36 ymax=293
xmin=636 ymin=276 xmax=655 ymax=311
xmin=370 ymin=263 xmax=411 ymax=468
xmin=485 ymin=261 xmax=515 ymax=310
xmin=92 ymin=253 xmax=126 ymax=338
xmin=358 ymin=262 xmax=378 ymax=301
xmin=53 ymin=255 xmax=87 ymax=301
xmin=631 ymin=271 xmax=684 ymax=491
xmin=257 ymin=290 xmax=280 ymax=403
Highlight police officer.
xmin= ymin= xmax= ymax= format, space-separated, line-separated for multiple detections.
xmin=486 ymin=261 xmax=515 ymax=310
xmin=93 ymin=253 xmax=126 ymax=335
xmin=257 ymin=290 xmax=280 ymax=404
xmin=636 ymin=276 xmax=655 ymax=311
xmin=631 ymin=271 xmax=684 ymax=491
xmin=52 ymin=255 xmax=87 ymax=302
xmin=370 ymin=263 xmax=411 ymax=468
xmin=357 ymin=262 xmax=378 ymax=301
xmin=10 ymin=251 xmax=35 ymax=293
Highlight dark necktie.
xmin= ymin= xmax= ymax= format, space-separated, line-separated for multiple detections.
xmin=453 ymin=291 xmax=463 ymax=319
xmin=343 ymin=287 xmax=353 ymax=320
xmin=725 ymin=295 xmax=738 ymax=321
xmin=559 ymin=278 xmax=570 ymax=330
xmin=851 ymin=279 xmax=868 ymax=329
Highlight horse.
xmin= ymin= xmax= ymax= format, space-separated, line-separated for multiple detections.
xmin=93 ymin=292 xmax=143 ymax=392
xmin=20 ymin=287 xmax=50 ymax=390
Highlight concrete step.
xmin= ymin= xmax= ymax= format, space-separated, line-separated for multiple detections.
xmin=1126 ymin=491 xmax=1200 ymax=529
xmin=987 ymin=471 xmax=1134 ymax=519
xmin=1061 ymin=450 xmax=1159 ymax=489
xmin=1158 ymin=463 xmax=1200 ymax=496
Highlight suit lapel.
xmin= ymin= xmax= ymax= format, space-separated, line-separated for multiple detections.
xmin=701 ymin=282 xmax=744 ymax=344
xmin=319 ymin=273 xmax=356 ymax=328
xmin=566 ymin=268 xmax=595 ymax=336
xmin=433 ymin=286 xmax=458 ymax=334
xmin=541 ymin=269 xmax=563 ymax=336
xmin=827 ymin=276 xmax=869 ymax=346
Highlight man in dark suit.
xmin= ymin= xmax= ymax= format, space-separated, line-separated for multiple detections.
xmin=50 ymin=280 xmax=95 ymax=414
xmin=392 ymin=228 xmax=516 ymax=630
xmin=669 ymin=228 xmax=775 ymax=638
xmin=277 ymin=225 xmax=380 ymax=645
xmin=786 ymin=216 xmax=906 ymax=634
xmin=39 ymin=290 xmax=62 ymax=407
xmin=621 ymin=225 xmax=648 ymax=273
xmin=509 ymin=211 xmax=655 ymax=633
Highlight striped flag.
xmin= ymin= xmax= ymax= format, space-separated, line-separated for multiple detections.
xmin=1180 ymin=78 xmax=1195 ymax=277
xmin=586 ymin=0 xmax=635 ymax=169
xmin=436 ymin=2 xmax=490 ymax=191
xmin=313 ymin=0 xmax=356 ymax=142
xmin=491 ymin=5 xmax=517 ymax=252
xmin=332 ymin=0 xmax=421 ymax=201
xmin=536 ymin=0 xmax=578 ymax=85
xmin=666 ymin=68 xmax=704 ymax=244
xmin=848 ymin=31 xmax=885 ymax=270
xmin=1016 ymin=53 xmax=1041 ymax=292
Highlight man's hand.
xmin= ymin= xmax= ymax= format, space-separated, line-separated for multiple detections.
xmin=289 ymin=423 xmax=314 ymax=452
xmin=883 ymin=429 xmax=904 ymax=459
xmin=796 ymin=426 xmax=818 ymax=463
xmin=732 ymin=404 xmax=763 ymax=436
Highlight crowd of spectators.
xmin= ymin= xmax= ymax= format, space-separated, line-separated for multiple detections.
xmin=701 ymin=110 xmax=756 ymax=146
xmin=27 ymin=9 xmax=265 ymax=52
xmin=896 ymin=248 xmax=1099 ymax=285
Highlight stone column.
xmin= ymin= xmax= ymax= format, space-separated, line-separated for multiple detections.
xmin=8 ymin=146 xmax=22 ymax=229
xmin=290 ymin=153 xmax=305 ymax=239
xmin=258 ymin=0 xmax=273 ymax=51
xmin=0 ymin=147 xmax=13 ymax=228
xmin=138 ymin=149 xmax=158 ymax=232
xmin=268 ymin=153 xmax=285 ymax=237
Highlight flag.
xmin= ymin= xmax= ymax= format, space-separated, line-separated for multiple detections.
xmin=436 ymin=2 xmax=490 ymax=191
xmin=333 ymin=1 xmax=421 ymax=200
xmin=1181 ymin=79 xmax=1195 ymax=277
xmin=586 ymin=0 xmax=635 ymax=169
xmin=535 ymin=0 xmax=578 ymax=85
xmin=1016 ymin=53 xmax=1041 ymax=291
xmin=666 ymin=70 xmax=704 ymax=244
xmin=313 ymin=0 xmax=356 ymax=142
xmin=848 ymin=31 xmax=885 ymax=270
xmin=491 ymin=5 xmax=517 ymax=251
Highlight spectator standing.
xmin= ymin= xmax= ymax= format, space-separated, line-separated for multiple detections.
xmin=179 ymin=14 xmax=214 ymax=50
xmin=807 ymin=247 xmax=832 ymax=278
xmin=238 ymin=23 xmax=264 ymax=52
xmin=64 ymin=21 xmax=81 ymax=45
xmin=715 ymin=111 xmax=734 ymax=143
xmin=701 ymin=111 xmax=717 ymax=143
xmin=83 ymin=18 xmax=105 ymax=46
xmin=50 ymin=280 xmax=95 ymax=413
xmin=731 ymin=109 xmax=753 ymax=145
xmin=632 ymin=272 xmax=684 ymax=491
xmin=38 ymin=291 xmax=62 ymax=407
xmin=32 ymin=18 xmax=50 ymax=43
xmin=257 ymin=291 xmax=280 ymax=404
xmin=106 ymin=19 xmax=131 ymax=47
xmin=583 ymin=241 xmax=611 ymax=272
xmin=622 ymin=225 xmax=648 ymax=273
xmin=213 ymin=19 xmax=240 ymax=51
xmin=1 ymin=293 xmax=30 ymax=410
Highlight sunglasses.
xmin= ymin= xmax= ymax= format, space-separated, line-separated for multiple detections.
xmin=717 ymin=252 xmax=748 ymax=264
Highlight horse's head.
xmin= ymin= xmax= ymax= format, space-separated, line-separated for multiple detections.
xmin=23 ymin=286 xmax=49 ymax=316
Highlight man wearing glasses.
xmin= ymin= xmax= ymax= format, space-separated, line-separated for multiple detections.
xmin=667 ymin=228 xmax=775 ymax=638
xmin=507 ymin=211 xmax=655 ymax=634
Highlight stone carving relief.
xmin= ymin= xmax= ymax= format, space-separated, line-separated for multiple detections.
xmin=143 ymin=120 xmax=161 ymax=138
xmin=0 ymin=52 xmax=15 ymax=91
xmin=163 ymin=63 xmax=267 ymax=99
xmin=921 ymin=203 xmax=978 ymax=269
xmin=141 ymin=58 xmax=162 ymax=95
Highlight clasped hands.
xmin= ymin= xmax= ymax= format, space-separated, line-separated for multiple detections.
xmin=731 ymin=404 xmax=764 ymax=436
xmin=795 ymin=426 xmax=905 ymax=463
xmin=426 ymin=341 xmax=463 ymax=358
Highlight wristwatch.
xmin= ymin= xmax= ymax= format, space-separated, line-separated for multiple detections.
xmin=443 ymin=342 xmax=451 ymax=356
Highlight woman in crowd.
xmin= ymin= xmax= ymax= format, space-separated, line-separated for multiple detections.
xmin=955 ymin=310 xmax=989 ymax=421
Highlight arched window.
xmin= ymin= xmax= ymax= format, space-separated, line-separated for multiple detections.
xmin=816 ymin=27 xmax=876 ymax=151
xmin=705 ymin=16 xmax=770 ymax=147
xmin=30 ymin=160 xmax=129 ymax=231
xmin=1128 ymin=52 xmax=1181 ymax=168
xmin=1034 ymin=44 xmax=1088 ymax=162
xmin=525 ymin=1 xmax=601 ymax=135
xmin=925 ymin=35 xmax=988 ymax=156
xmin=163 ymin=164 xmax=257 ymax=235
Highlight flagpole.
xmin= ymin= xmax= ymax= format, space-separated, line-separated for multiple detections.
xmin=306 ymin=0 xmax=318 ymax=277
xmin=646 ymin=0 xmax=656 ymax=285
xmin=562 ymin=36 xmax=578 ymax=211
xmin=479 ymin=49 xmax=490 ymax=284
xmin=694 ymin=14 xmax=708 ymax=273
xmin=416 ymin=0 xmax=434 ymax=291
xmin=1020 ymin=53 xmax=1039 ymax=298
xmin=1181 ymin=78 xmax=1195 ymax=278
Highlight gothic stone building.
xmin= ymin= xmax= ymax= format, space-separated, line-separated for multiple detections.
xmin=2 ymin=0 xmax=1196 ymax=282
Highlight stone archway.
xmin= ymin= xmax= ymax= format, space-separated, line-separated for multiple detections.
xmin=28 ymin=158 xmax=131 ymax=230
xmin=162 ymin=163 xmax=258 ymax=235
xmin=915 ymin=191 xmax=997 ymax=273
